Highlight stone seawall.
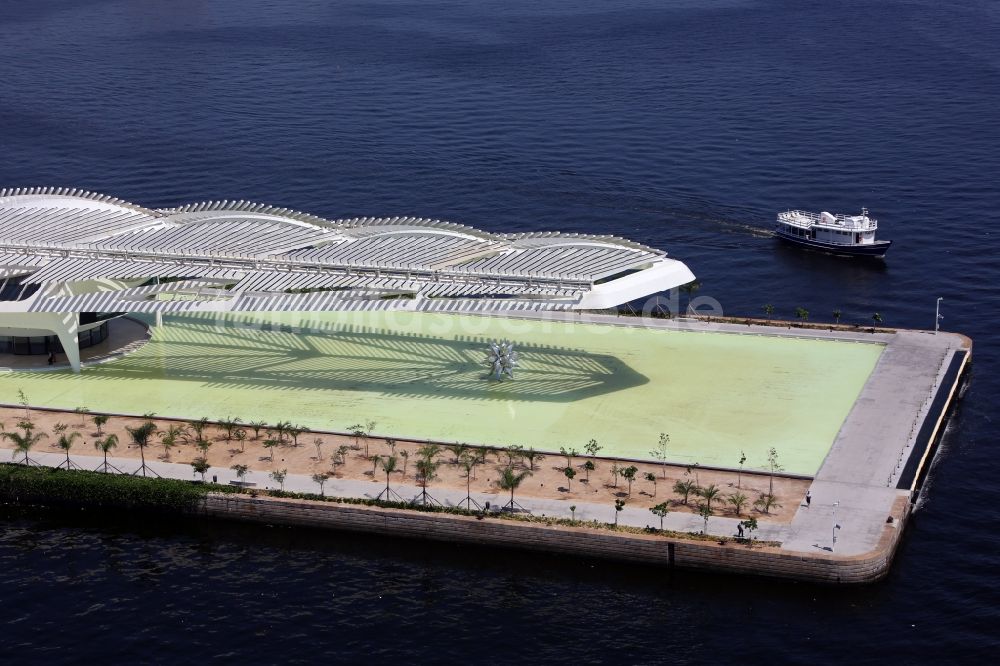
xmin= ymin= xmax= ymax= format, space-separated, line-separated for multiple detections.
xmin=200 ymin=493 xmax=913 ymax=585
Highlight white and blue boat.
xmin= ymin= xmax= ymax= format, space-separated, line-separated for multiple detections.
xmin=775 ymin=208 xmax=891 ymax=258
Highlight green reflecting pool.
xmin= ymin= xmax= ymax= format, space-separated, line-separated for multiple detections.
xmin=0 ymin=312 xmax=883 ymax=475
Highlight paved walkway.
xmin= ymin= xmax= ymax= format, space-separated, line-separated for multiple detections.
xmin=0 ymin=316 xmax=150 ymax=372
xmin=2 ymin=447 xmax=791 ymax=543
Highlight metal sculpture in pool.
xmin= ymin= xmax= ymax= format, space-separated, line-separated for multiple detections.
xmin=485 ymin=340 xmax=519 ymax=380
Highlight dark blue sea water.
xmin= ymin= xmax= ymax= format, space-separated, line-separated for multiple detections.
xmin=1 ymin=0 xmax=998 ymax=661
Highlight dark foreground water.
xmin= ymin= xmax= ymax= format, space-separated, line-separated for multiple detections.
xmin=1 ymin=0 xmax=998 ymax=661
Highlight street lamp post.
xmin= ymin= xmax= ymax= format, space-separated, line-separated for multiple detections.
xmin=832 ymin=500 xmax=840 ymax=552
xmin=935 ymin=297 xmax=944 ymax=334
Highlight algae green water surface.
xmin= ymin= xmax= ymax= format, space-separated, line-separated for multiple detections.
xmin=0 ymin=312 xmax=883 ymax=475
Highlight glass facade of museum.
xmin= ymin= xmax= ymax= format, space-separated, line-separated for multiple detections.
xmin=0 ymin=319 xmax=110 ymax=355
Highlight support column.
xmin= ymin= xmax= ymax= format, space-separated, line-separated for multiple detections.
xmin=51 ymin=312 xmax=81 ymax=373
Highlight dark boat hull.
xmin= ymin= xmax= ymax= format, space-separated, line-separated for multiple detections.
xmin=775 ymin=230 xmax=891 ymax=258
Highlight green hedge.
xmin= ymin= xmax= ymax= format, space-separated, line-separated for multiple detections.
xmin=0 ymin=463 xmax=236 ymax=512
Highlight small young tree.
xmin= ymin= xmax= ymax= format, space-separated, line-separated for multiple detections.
xmin=191 ymin=457 xmax=210 ymax=482
xmin=742 ymin=517 xmax=759 ymax=547
xmin=559 ymin=446 xmax=578 ymax=468
xmin=234 ymin=428 xmax=248 ymax=452
xmin=385 ymin=438 xmax=397 ymax=455
xmin=263 ymin=437 xmax=280 ymax=462
xmin=399 ymin=448 xmax=410 ymax=478
xmin=766 ymin=447 xmax=783 ymax=495
xmin=621 ymin=465 xmax=639 ymax=496
xmin=613 ymin=499 xmax=625 ymax=527
xmin=872 ymin=312 xmax=883 ymax=332
xmin=727 ymin=491 xmax=749 ymax=517
xmin=457 ymin=453 xmax=482 ymax=510
xmin=348 ymin=423 xmax=366 ymax=453
xmin=270 ymin=468 xmax=288 ymax=491
xmin=699 ymin=503 xmax=712 ymax=533
xmin=833 ymin=309 xmax=842 ymax=325
xmin=673 ymin=479 xmax=697 ymax=505
xmin=650 ymin=432 xmax=669 ymax=479
xmin=92 ymin=414 xmax=109 ymax=436
xmin=313 ymin=437 xmax=324 ymax=461
xmin=569 ymin=505 xmax=577 ymax=522
xmin=763 ymin=303 xmax=774 ymax=322
xmin=584 ymin=459 xmax=595 ymax=482
xmin=93 ymin=434 xmax=121 ymax=473
xmin=232 ymin=464 xmax=250 ymax=488
xmin=795 ymin=306 xmax=809 ymax=324
xmin=699 ymin=483 xmax=722 ymax=512
xmin=650 ymin=502 xmax=670 ymax=530
xmin=584 ymin=439 xmax=602 ymax=458
xmin=737 ymin=449 xmax=747 ymax=489
xmin=644 ymin=472 xmax=657 ymax=497
xmin=563 ymin=466 xmax=576 ymax=491
xmin=610 ymin=462 xmax=621 ymax=488
xmin=74 ymin=406 xmax=90 ymax=426
xmin=312 ymin=472 xmax=329 ymax=497
xmin=414 ymin=456 xmax=441 ymax=506
xmin=332 ymin=445 xmax=350 ymax=475
xmin=17 ymin=388 xmax=30 ymax=419
xmin=369 ymin=454 xmax=381 ymax=476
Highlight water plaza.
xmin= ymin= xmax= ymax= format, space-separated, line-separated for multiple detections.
xmin=0 ymin=189 xmax=970 ymax=581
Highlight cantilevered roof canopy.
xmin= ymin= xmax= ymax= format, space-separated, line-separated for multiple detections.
xmin=0 ymin=187 xmax=695 ymax=316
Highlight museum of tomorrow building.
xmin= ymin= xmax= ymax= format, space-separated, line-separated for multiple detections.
xmin=0 ymin=187 xmax=695 ymax=371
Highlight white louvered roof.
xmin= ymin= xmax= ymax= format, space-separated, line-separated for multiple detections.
xmin=0 ymin=187 xmax=696 ymax=315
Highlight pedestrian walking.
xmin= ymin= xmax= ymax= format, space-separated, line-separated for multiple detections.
xmin=737 ymin=522 xmax=744 ymax=538
xmin=805 ymin=490 xmax=812 ymax=507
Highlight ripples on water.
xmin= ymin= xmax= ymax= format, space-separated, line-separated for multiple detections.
xmin=1 ymin=0 xmax=999 ymax=660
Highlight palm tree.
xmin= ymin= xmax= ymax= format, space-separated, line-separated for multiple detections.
xmin=74 ymin=406 xmax=90 ymax=426
xmin=248 ymin=420 xmax=266 ymax=439
xmin=524 ymin=448 xmax=544 ymax=471
xmin=795 ymin=306 xmax=809 ymax=324
xmin=872 ymin=312 xmax=883 ymax=333
xmin=673 ymin=479 xmax=698 ymax=505
xmin=219 ymin=416 xmax=242 ymax=442
xmin=446 ymin=442 xmax=468 ymax=464
xmin=313 ymin=437 xmax=324 ymax=461
xmin=498 ymin=466 xmax=532 ymax=512
xmin=376 ymin=455 xmax=403 ymax=502
xmin=763 ymin=303 xmax=774 ymax=322
xmin=312 ymin=472 xmax=329 ymax=497
xmin=728 ymin=491 xmax=749 ymax=516
xmin=399 ymin=449 xmax=410 ymax=479
xmin=699 ymin=483 xmax=722 ymax=511
xmin=414 ymin=456 xmax=441 ymax=506
xmin=754 ymin=493 xmax=781 ymax=515
xmin=191 ymin=457 xmax=211 ymax=482
xmin=699 ymin=503 xmax=712 ymax=533
xmin=458 ymin=452 xmax=483 ymax=510
xmin=832 ymin=309 xmax=842 ymax=325
xmin=189 ymin=417 xmax=210 ymax=448
xmin=126 ymin=421 xmax=159 ymax=477
xmin=56 ymin=431 xmax=82 ymax=469
xmin=92 ymin=414 xmax=109 ymax=436
xmin=385 ymin=438 xmax=397 ymax=455
xmin=94 ymin=434 xmax=122 ymax=473
xmin=369 ymin=454 xmax=381 ymax=476
xmin=644 ymin=472 xmax=657 ymax=497
xmin=2 ymin=426 xmax=48 ymax=466
xmin=288 ymin=424 xmax=306 ymax=447
xmin=159 ymin=424 xmax=186 ymax=460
